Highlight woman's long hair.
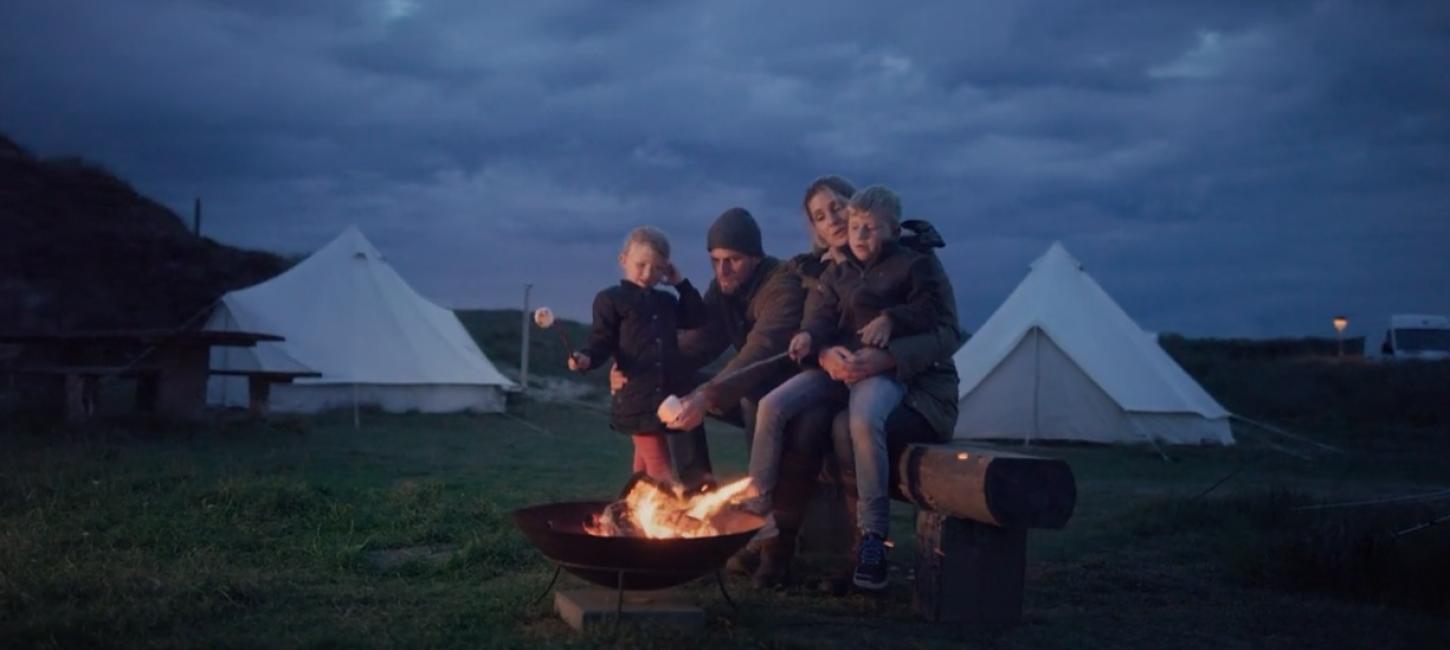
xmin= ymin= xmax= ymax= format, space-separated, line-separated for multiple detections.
xmin=801 ymin=175 xmax=856 ymax=253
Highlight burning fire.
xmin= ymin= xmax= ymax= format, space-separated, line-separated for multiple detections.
xmin=584 ymin=476 xmax=755 ymax=539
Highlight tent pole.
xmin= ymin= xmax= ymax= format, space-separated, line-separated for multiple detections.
xmin=1028 ymin=327 xmax=1039 ymax=447
xmin=520 ymin=284 xmax=532 ymax=400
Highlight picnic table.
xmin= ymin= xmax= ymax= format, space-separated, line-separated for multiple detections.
xmin=0 ymin=329 xmax=307 ymax=422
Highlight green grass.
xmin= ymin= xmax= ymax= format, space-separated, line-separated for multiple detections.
xmin=2 ymin=402 xmax=1448 ymax=648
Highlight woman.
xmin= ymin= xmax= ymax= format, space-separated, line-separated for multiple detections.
xmin=743 ymin=177 xmax=964 ymax=591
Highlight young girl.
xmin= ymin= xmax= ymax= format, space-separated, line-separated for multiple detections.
xmin=570 ymin=226 xmax=707 ymax=482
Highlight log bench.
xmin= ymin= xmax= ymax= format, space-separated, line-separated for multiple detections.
xmin=801 ymin=442 xmax=1077 ymax=626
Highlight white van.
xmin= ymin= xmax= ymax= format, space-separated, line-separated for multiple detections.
xmin=1381 ymin=314 xmax=1450 ymax=361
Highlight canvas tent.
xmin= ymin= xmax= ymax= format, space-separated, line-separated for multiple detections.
xmin=952 ymin=242 xmax=1233 ymax=445
xmin=206 ymin=226 xmax=514 ymax=413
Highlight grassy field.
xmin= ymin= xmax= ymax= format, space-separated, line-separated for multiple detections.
xmin=2 ymin=390 xmax=1448 ymax=648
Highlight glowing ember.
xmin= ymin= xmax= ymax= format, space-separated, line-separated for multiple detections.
xmin=585 ymin=477 xmax=755 ymax=539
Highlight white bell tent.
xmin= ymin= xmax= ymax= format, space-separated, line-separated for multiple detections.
xmin=206 ymin=226 xmax=515 ymax=414
xmin=952 ymin=242 xmax=1233 ymax=445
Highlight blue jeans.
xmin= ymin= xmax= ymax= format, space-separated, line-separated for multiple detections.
xmin=843 ymin=375 xmax=907 ymax=536
xmin=752 ymin=370 xmax=905 ymax=535
xmin=749 ymin=370 xmax=842 ymax=505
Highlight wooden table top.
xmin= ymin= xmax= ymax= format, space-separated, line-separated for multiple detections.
xmin=0 ymin=330 xmax=283 ymax=347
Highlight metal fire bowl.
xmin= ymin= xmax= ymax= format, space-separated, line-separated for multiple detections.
xmin=512 ymin=501 xmax=766 ymax=590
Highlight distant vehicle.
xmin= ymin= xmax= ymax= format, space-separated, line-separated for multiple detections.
xmin=1381 ymin=314 xmax=1450 ymax=361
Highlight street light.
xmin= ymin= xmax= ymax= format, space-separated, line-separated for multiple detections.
xmin=1332 ymin=315 xmax=1349 ymax=357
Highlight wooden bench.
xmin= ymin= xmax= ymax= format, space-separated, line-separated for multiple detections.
xmin=802 ymin=443 xmax=1077 ymax=626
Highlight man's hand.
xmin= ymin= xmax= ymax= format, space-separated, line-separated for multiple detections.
xmin=609 ymin=363 xmax=627 ymax=394
xmin=667 ymin=390 xmax=708 ymax=430
xmin=788 ymin=332 xmax=813 ymax=361
xmin=857 ymin=314 xmax=893 ymax=348
xmin=568 ymin=351 xmax=591 ymax=372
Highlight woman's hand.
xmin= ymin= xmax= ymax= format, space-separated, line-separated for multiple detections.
xmin=609 ymin=363 xmax=627 ymax=394
xmin=857 ymin=314 xmax=893 ymax=348
xmin=788 ymin=332 xmax=813 ymax=361
xmin=821 ymin=346 xmax=896 ymax=384
xmin=818 ymin=345 xmax=853 ymax=381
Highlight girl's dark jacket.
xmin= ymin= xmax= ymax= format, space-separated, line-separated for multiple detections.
xmin=577 ymin=279 xmax=707 ymax=434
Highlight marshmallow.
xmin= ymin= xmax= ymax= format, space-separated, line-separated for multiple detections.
xmin=533 ymin=307 xmax=555 ymax=328
xmin=657 ymin=394 xmax=685 ymax=424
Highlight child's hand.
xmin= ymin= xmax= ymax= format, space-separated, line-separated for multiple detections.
xmin=660 ymin=262 xmax=683 ymax=286
xmin=609 ymin=363 xmax=627 ymax=394
xmin=788 ymin=332 xmax=813 ymax=361
xmin=568 ymin=351 xmax=592 ymax=372
xmin=858 ymin=315 xmax=893 ymax=348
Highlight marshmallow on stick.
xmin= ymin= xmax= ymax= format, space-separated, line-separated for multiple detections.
xmin=532 ymin=307 xmax=575 ymax=358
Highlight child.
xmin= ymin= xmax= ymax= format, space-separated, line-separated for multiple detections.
xmin=748 ymin=185 xmax=952 ymax=591
xmin=570 ymin=226 xmax=707 ymax=483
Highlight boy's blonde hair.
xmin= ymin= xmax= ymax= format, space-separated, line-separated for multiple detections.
xmin=847 ymin=185 xmax=902 ymax=232
xmin=621 ymin=226 xmax=671 ymax=258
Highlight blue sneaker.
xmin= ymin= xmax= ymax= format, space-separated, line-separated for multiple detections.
xmin=853 ymin=532 xmax=888 ymax=590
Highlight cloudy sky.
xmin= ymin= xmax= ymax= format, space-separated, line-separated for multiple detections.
xmin=3 ymin=0 xmax=1446 ymax=338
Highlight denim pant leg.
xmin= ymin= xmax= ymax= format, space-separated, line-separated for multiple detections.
xmin=848 ymin=375 xmax=907 ymax=536
xmin=748 ymin=369 xmax=838 ymax=500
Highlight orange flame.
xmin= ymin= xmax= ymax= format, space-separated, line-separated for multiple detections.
xmin=585 ymin=477 xmax=754 ymax=539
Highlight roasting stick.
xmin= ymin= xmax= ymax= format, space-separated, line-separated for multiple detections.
xmin=704 ymin=351 xmax=790 ymax=389
xmin=659 ymin=351 xmax=792 ymax=423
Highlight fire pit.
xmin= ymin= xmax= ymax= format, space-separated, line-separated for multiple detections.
xmin=512 ymin=474 xmax=766 ymax=605
xmin=513 ymin=500 xmax=765 ymax=590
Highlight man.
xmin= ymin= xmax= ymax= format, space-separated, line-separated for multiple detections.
xmin=663 ymin=208 xmax=806 ymax=474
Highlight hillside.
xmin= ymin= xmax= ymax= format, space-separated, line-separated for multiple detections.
xmin=455 ymin=309 xmax=607 ymax=392
xmin=0 ymin=133 xmax=288 ymax=331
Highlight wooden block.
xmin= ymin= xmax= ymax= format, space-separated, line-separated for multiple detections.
xmin=913 ymin=510 xmax=1026 ymax=626
xmin=798 ymin=482 xmax=853 ymax=555
xmin=553 ymin=589 xmax=706 ymax=633
xmin=896 ymin=444 xmax=1076 ymax=529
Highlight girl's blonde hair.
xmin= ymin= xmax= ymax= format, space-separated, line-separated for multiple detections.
xmin=621 ymin=226 xmax=671 ymax=258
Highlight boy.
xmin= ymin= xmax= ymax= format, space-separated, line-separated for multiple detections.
xmin=749 ymin=185 xmax=952 ymax=590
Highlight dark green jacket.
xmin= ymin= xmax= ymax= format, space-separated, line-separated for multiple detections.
xmin=678 ymin=256 xmax=804 ymax=411
xmin=888 ymin=220 xmax=965 ymax=442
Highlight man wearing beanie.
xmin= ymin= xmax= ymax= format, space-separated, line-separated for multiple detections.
xmin=672 ymin=207 xmax=803 ymax=428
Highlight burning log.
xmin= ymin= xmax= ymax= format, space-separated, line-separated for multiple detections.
xmin=584 ymin=474 xmax=755 ymax=539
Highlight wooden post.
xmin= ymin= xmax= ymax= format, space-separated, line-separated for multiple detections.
xmin=520 ymin=284 xmax=532 ymax=398
xmin=915 ymin=510 xmax=1026 ymax=625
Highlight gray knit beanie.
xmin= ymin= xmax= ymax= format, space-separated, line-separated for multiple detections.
xmin=706 ymin=207 xmax=764 ymax=256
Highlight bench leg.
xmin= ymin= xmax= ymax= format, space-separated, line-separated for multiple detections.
xmin=914 ymin=510 xmax=1026 ymax=626
xmin=247 ymin=377 xmax=271 ymax=417
xmin=64 ymin=374 xmax=87 ymax=425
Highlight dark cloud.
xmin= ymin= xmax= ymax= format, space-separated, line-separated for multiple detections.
xmin=2 ymin=0 xmax=1446 ymax=338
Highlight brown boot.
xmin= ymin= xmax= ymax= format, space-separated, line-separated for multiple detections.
xmin=725 ymin=538 xmax=762 ymax=576
xmin=751 ymin=530 xmax=795 ymax=589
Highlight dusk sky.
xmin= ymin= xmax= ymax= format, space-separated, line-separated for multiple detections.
xmin=3 ymin=1 xmax=1446 ymax=339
